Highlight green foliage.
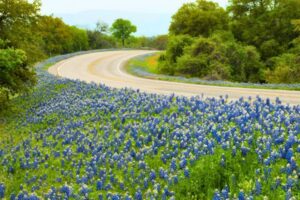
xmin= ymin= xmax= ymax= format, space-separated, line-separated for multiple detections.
xmin=225 ymin=42 xmax=264 ymax=82
xmin=172 ymin=150 xmax=254 ymax=199
xmin=0 ymin=0 xmax=95 ymax=63
xmin=111 ymin=18 xmax=137 ymax=47
xmin=169 ymin=0 xmax=228 ymax=37
xmin=158 ymin=35 xmax=194 ymax=74
xmin=162 ymin=0 xmax=300 ymax=84
xmin=259 ymin=39 xmax=284 ymax=61
xmin=228 ymin=0 xmax=300 ymax=60
xmin=176 ymin=37 xmax=231 ymax=80
xmin=165 ymin=35 xmax=194 ymax=64
xmin=124 ymin=35 xmax=169 ymax=50
xmin=171 ymin=148 xmax=288 ymax=199
xmin=0 ymin=0 xmax=43 ymax=63
xmin=160 ymin=33 xmax=264 ymax=82
xmin=265 ymin=53 xmax=300 ymax=83
xmin=37 ymin=16 xmax=89 ymax=56
xmin=0 ymin=47 xmax=36 ymax=108
xmin=69 ymin=26 xmax=89 ymax=51
xmin=152 ymin=35 xmax=168 ymax=50
xmin=87 ymin=30 xmax=117 ymax=49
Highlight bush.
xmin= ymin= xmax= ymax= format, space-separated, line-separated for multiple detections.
xmin=265 ymin=53 xmax=300 ymax=83
xmin=159 ymin=33 xmax=264 ymax=82
xmin=169 ymin=0 xmax=228 ymax=37
xmin=166 ymin=35 xmax=195 ymax=64
xmin=0 ymin=48 xmax=36 ymax=107
xmin=152 ymin=35 xmax=168 ymax=50
xmin=158 ymin=35 xmax=194 ymax=75
xmin=176 ymin=37 xmax=231 ymax=80
xmin=259 ymin=39 xmax=284 ymax=60
xmin=225 ymin=43 xmax=264 ymax=82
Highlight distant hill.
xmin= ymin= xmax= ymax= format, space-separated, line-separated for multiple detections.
xmin=53 ymin=10 xmax=172 ymax=36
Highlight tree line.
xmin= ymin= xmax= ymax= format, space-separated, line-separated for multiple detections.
xmin=159 ymin=0 xmax=300 ymax=84
xmin=0 ymin=0 xmax=168 ymax=108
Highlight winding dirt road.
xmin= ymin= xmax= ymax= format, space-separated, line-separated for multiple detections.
xmin=48 ymin=50 xmax=300 ymax=105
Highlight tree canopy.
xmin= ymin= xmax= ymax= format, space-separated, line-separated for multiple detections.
xmin=160 ymin=0 xmax=300 ymax=84
xmin=228 ymin=0 xmax=300 ymax=60
xmin=0 ymin=44 xmax=36 ymax=107
xmin=111 ymin=19 xmax=137 ymax=47
xmin=169 ymin=0 xmax=228 ymax=37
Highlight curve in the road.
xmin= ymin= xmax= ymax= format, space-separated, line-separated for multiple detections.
xmin=48 ymin=50 xmax=300 ymax=105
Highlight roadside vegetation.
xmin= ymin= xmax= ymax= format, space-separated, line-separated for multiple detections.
xmin=125 ymin=53 xmax=300 ymax=90
xmin=158 ymin=0 xmax=300 ymax=84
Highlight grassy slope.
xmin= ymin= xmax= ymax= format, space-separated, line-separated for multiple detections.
xmin=124 ymin=53 xmax=300 ymax=91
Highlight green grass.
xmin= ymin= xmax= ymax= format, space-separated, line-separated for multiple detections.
xmin=171 ymin=148 xmax=288 ymax=200
xmin=41 ymin=62 xmax=55 ymax=70
xmin=124 ymin=53 xmax=300 ymax=91
xmin=125 ymin=52 xmax=161 ymax=74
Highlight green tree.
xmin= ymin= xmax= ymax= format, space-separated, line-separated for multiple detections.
xmin=37 ymin=15 xmax=74 ymax=56
xmin=0 ymin=0 xmax=40 ymax=40
xmin=159 ymin=32 xmax=264 ymax=82
xmin=0 ymin=46 xmax=36 ymax=106
xmin=69 ymin=26 xmax=89 ymax=51
xmin=292 ymin=19 xmax=300 ymax=32
xmin=0 ymin=0 xmax=43 ymax=63
xmin=265 ymin=53 xmax=300 ymax=83
xmin=111 ymin=18 xmax=137 ymax=47
xmin=228 ymin=0 xmax=300 ymax=60
xmin=152 ymin=35 xmax=168 ymax=50
xmin=158 ymin=35 xmax=194 ymax=75
xmin=87 ymin=30 xmax=116 ymax=49
xmin=169 ymin=0 xmax=228 ymax=37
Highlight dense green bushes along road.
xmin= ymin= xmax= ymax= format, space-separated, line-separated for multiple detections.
xmin=159 ymin=0 xmax=300 ymax=84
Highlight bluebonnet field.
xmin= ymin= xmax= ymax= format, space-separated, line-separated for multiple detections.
xmin=0 ymin=52 xmax=299 ymax=199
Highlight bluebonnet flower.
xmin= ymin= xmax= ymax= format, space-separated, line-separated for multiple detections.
xmin=179 ymin=158 xmax=187 ymax=169
xmin=286 ymin=189 xmax=292 ymax=200
xmin=255 ymin=179 xmax=262 ymax=195
xmin=149 ymin=170 xmax=156 ymax=181
xmin=213 ymin=190 xmax=221 ymax=200
xmin=221 ymin=186 xmax=229 ymax=199
xmin=170 ymin=158 xmax=177 ymax=172
xmin=96 ymin=180 xmax=103 ymax=191
xmin=60 ymin=184 xmax=72 ymax=197
xmin=0 ymin=183 xmax=5 ymax=198
xmin=135 ymin=189 xmax=142 ymax=200
xmin=111 ymin=194 xmax=121 ymax=200
xmin=184 ymin=167 xmax=190 ymax=178
xmin=80 ymin=184 xmax=89 ymax=197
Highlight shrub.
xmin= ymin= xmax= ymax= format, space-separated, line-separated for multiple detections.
xmin=160 ymin=34 xmax=263 ymax=82
xmin=176 ymin=37 xmax=231 ymax=80
xmin=0 ymin=48 xmax=36 ymax=108
xmin=265 ymin=53 xmax=300 ymax=83
xmin=158 ymin=35 xmax=194 ymax=75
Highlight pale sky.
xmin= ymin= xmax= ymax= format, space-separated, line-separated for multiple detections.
xmin=36 ymin=0 xmax=229 ymax=36
xmin=39 ymin=0 xmax=228 ymax=14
